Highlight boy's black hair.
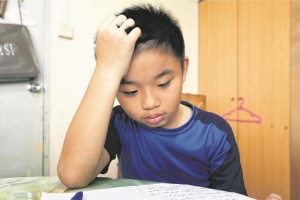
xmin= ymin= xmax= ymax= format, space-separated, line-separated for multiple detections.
xmin=119 ymin=4 xmax=185 ymax=67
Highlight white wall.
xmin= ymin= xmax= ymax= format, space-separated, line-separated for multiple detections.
xmin=49 ymin=0 xmax=199 ymax=177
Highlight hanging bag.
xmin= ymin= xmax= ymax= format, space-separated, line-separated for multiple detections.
xmin=0 ymin=0 xmax=39 ymax=82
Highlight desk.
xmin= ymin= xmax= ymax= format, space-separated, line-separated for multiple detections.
xmin=0 ymin=177 xmax=152 ymax=200
xmin=1 ymin=177 xmax=254 ymax=200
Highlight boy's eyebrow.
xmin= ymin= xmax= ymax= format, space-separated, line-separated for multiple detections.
xmin=154 ymin=69 xmax=174 ymax=80
xmin=120 ymin=69 xmax=174 ymax=85
xmin=120 ymin=78 xmax=135 ymax=85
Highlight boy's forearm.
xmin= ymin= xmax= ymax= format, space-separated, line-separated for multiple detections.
xmin=58 ymin=67 xmax=122 ymax=188
xmin=58 ymin=14 xmax=141 ymax=188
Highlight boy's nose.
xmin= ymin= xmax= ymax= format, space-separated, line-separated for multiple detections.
xmin=141 ymin=90 xmax=160 ymax=110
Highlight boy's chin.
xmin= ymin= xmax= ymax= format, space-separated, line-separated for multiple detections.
xmin=141 ymin=121 xmax=166 ymax=129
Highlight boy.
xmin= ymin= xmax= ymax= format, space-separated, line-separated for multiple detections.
xmin=57 ymin=3 xmax=247 ymax=195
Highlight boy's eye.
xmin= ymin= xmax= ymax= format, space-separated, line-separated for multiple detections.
xmin=158 ymin=80 xmax=171 ymax=88
xmin=122 ymin=90 xmax=138 ymax=96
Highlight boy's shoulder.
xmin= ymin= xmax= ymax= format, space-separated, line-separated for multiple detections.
xmin=182 ymin=101 xmax=232 ymax=134
xmin=111 ymin=105 xmax=132 ymax=124
xmin=111 ymin=105 xmax=126 ymax=119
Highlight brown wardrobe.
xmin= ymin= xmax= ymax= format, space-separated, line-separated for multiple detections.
xmin=198 ymin=1 xmax=300 ymax=199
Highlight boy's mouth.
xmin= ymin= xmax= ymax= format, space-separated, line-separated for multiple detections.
xmin=144 ymin=114 xmax=164 ymax=124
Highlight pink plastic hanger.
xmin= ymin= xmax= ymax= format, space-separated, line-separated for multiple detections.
xmin=222 ymin=97 xmax=262 ymax=123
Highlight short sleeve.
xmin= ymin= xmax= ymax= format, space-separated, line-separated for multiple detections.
xmin=100 ymin=107 xmax=122 ymax=174
xmin=209 ymin=121 xmax=247 ymax=195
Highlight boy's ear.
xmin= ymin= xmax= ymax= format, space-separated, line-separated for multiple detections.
xmin=182 ymin=56 xmax=189 ymax=82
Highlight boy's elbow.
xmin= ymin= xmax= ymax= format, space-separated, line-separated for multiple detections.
xmin=57 ymin=163 xmax=91 ymax=189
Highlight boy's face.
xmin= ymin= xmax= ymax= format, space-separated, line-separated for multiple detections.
xmin=116 ymin=48 xmax=188 ymax=129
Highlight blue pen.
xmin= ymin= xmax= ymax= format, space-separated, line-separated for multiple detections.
xmin=71 ymin=191 xmax=83 ymax=200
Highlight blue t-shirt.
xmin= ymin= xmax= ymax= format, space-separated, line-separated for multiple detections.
xmin=103 ymin=101 xmax=247 ymax=195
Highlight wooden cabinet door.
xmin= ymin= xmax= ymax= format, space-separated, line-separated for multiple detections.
xmin=199 ymin=1 xmax=290 ymax=199
xmin=199 ymin=0 xmax=238 ymax=137
xmin=238 ymin=1 xmax=290 ymax=199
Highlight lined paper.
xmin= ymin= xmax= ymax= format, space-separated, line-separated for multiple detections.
xmin=41 ymin=183 xmax=256 ymax=200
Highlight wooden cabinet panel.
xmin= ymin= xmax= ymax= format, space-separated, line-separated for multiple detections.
xmin=199 ymin=0 xmax=238 ymax=137
xmin=199 ymin=1 xmax=291 ymax=199
xmin=238 ymin=1 xmax=290 ymax=199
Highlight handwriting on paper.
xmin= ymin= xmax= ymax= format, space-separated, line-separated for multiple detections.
xmin=41 ymin=183 xmax=256 ymax=200
xmin=137 ymin=183 xmax=255 ymax=200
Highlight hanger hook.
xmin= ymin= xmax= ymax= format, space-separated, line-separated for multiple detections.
xmin=238 ymin=97 xmax=245 ymax=106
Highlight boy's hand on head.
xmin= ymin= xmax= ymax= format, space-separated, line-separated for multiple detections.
xmin=95 ymin=14 xmax=141 ymax=77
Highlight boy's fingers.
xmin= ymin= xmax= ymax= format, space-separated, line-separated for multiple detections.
xmin=113 ymin=15 xmax=127 ymax=28
xmin=98 ymin=14 xmax=127 ymax=30
xmin=266 ymin=193 xmax=282 ymax=200
xmin=119 ymin=18 xmax=135 ymax=31
xmin=127 ymin=27 xmax=142 ymax=41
